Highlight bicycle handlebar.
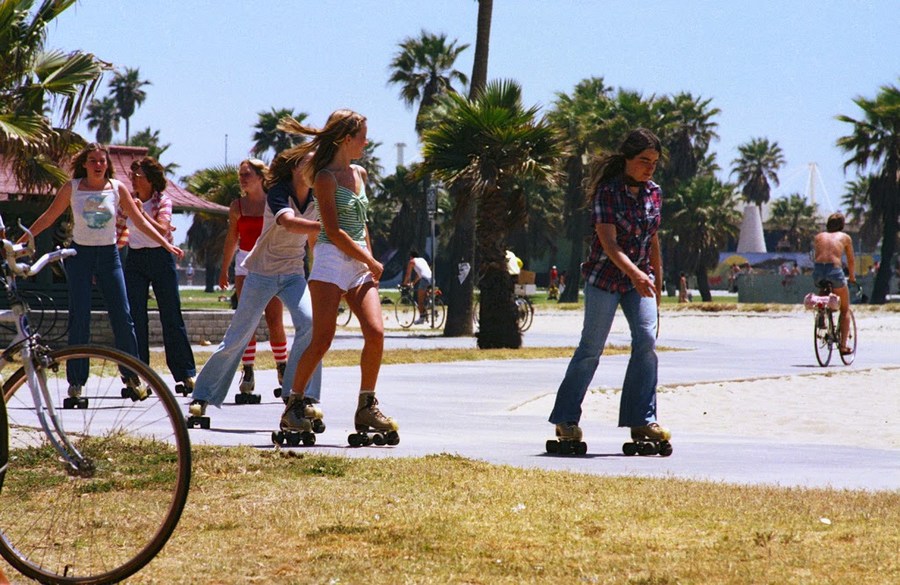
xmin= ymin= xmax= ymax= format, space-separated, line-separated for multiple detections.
xmin=1 ymin=217 xmax=76 ymax=278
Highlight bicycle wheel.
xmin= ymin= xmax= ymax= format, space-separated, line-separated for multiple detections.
xmin=429 ymin=297 xmax=446 ymax=329
xmin=395 ymin=294 xmax=416 ymax=329
xmin=336 ymin=299 xmax=352 ymax=326
xmin=0 ymin=394 xmax=7 ymax=493
xmin=0 ymin=345 xmax=191 ymax=585
xmin=840 ymin=310 xmax=857 ymax=365
xmin=813 ymin=310 xmax=833 ymax=367
xmin=516 ymin=297 xmax=535 ymax=332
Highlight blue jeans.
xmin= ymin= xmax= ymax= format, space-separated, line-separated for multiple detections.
xmin=192 ymin=272 xmax=321 ymax=407
xmin=549 ymin=284 xmax=659 ymax=428
xmin=65 ymin=243 xmax=140 ymax=385
xmin=125 ymin=247 xmax=196 ymax=382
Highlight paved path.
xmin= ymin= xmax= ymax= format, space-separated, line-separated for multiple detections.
xmin=176 ymin=307 xmax=900 ymax=491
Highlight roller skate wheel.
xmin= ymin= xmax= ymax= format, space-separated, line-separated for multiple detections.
xmin=286 ymin=433 xmax=301 ymax=447
xmin=623 ymin=442 xmax=638 ymax=456
xmin=557 ymin=441 xmax=573 ymax=455
xmin=386 ymin=431 xmax=400 ymax=446
xmin=312 ymin=419 xmax=326 ymax=434
xmin=372 ymin=433 xmax=386 ymax=446
xmin=273 ymin=387 xmax=282 ymax=398
xmin=348 ymin=434 xmax=361 ymax=448
xmin=272 ymin=431 xmax=284 ymax=445
xmin=301 ymin=432 xmax=316 ymax=446
xmin=658 ymin=441 xmax=673 ymax=457
xmin=639 ymin=442 xmax=657 ymax=456
xmin=574 ymin=441 xmax=588 ymax=456
xmin=546 ymin=440 xmax=559 ymax=454
xmin=63 ymin=397 xmax=88 ymax=410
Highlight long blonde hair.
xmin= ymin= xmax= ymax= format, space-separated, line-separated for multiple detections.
xmin=269 ymin=110 xmax=366 ymax=186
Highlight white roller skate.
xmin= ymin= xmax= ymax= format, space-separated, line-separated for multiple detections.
xmin=273 ymin=393 xmax=325 ymax=447
xmin=121 ymin=375 xmax=150 ymax=401
xmin=546 ymin=422 xmax=587 ymax=455
xmin=186 ymin=399 xmax=209 ymax=429
xmin=623 ymin=422 xmax=672 ymax=456
xmin=348 ymin=392 xmax=399 ymax=447
xmin=235 ymin=364 xmax=260 ymax=404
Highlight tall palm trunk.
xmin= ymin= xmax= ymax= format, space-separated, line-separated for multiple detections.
xmin=476 ymin=186 xmax=521 ymax=349
xmin=443 ymin=0 xmax=492 ymax=337
xmin=871 ymin=215 xmax=898 ymax=304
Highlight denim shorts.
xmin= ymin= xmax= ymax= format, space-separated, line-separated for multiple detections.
xmin=310 ymin=242 xmax=373 ymax=291
xmin=812 ymin=263 xmax=846 ymax=289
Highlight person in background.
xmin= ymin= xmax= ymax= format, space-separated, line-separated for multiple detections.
xmin=122 ymin=156 xmax=196 ymax=391
xmin=402 ymin=249 xmax=433 ymax=324
xmin=20 ymin=143 xmax=183 ymax=396
xmin=812 ymin=212 xmax=856 ymax=354
xmin=220 ymin=158 xmax=289 ymax=397
xmin=548 ymin=128 xmax=670 ymax=450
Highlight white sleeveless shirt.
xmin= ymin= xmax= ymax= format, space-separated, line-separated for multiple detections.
xmin=69 ymin=178 xmax=121 ymax=246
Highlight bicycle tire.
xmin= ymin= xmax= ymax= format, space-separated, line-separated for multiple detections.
xmin=516 ymin=297 xmax=535 ymax=332
xmin=0 ymin=345 xmax=191 ymax=585
xmin=840 ymin=310 xmax=857 ymax=365
xmin=813 ymin=310 xmax=833 ymax=367
xmin=395 ymin=294 xmax=417 ymax=329
xmin=336 ymin=299 xmax=352 ymax=327
xmin=0 ymin=393 xmax=7 ymax=494
xmin=429 ymin=298 xmax=446 ymax=329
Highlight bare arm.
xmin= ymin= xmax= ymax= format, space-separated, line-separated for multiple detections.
xmin=649 ymin=234 xmax=663 ymax=305
xmin=19 ymin=183 xmax=73 ymax=243
xmin=219 ymin=200 xmax=240 ymax=289
xmin=314 ymin=169 xmax=382 ymax=278
xmin=118 ymin=185 xmax=184 ymax=259
xmin=844 ymin=233 xmax=856 ymax=283
xmin=596 ymin=223 xmax=656 ymax=298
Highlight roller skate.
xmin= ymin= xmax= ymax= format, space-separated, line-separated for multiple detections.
xmin=63 ymin=384 xmax=87 ymax=410
xmin=272 ymin=393 xmax=325 ymax=447
xmin=175 ymin=376 xmax=194 ymax=397
xmin=348 ymin=392 xmax=399 ymax=447
xmin=623 ymin=423 xmax=672 ymax=457
xmin=546 ymin=422 xmax=587 ymax=455
xmin=273 ymin=362 xmax=286 ymax=398
xmin=235 ymin=364 xmax=260 ymax=404
xmin=186 ymin=399 xmax=210 ymax=429
xmin=121 ymin=375 xmax=150 ymax=401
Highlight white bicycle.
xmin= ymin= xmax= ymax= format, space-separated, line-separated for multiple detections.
xmin=0 ymin=216 xmax=191 ymax=584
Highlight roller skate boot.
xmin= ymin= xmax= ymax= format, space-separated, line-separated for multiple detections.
xmin=175 ymin=376 xmax=194 ymax=397
xmin=348 ymin=392 xmax=399 ymax=447
xmin=121 ymin=375 xmax=150 ymax=401
xmin=273 ymin=393 xmax=324 ymax=447
xmin=235 ymin=364 xmax=260 ymax=404
xmin=63 ymin=384 xmax=87 ymax=409
xmin=186 ymin=399 xmax=210 ymax=429
xmin=546 ymin=422 xmax=587 ymax=455
xmin=273 ymin=362 xmax=287 ymax=398
xmin=623 ymin=423 xmax=672 ymax=456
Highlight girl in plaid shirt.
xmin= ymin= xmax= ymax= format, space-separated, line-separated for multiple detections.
xmin=548 ymin=128 xmax=671 ymax=454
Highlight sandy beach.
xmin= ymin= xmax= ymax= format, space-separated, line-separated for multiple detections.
xmin=517 ymin=307 xmax=900 ymax=451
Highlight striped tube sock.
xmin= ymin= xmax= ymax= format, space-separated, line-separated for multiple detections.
xmin=242 ymin=339 xmax=256 ymax=366
xmin=272 ymin=341 xmax=288 ymax=365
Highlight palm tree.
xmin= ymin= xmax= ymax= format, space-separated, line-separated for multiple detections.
xmin=841 ymin=175 xmax=880 ymax=252
xmin=422 ymin=79 xmax=563 ymax=348
xmin=109 ymin=67 xmax=150 ymax=143
xmin=388 ymin=30 xmax=469 ymax=133
xmin=0 ymin=0 xmax=109 ymax=192
xmin=655 ymin=92 xmax=721 ymax=188
xmin=128 ymin=127 xmax=179 ymax=175
xmin=183 ymin=165 xmax=241 ymax=292
xmin=765 ymin=194 xmax=819 ymax=252
xmin=85 ymin=96 xmax=119 ymax=144
xmin=666 ymin=176 xmax=741 ymax=301
xmin=251 ymin=108 xmax=307 ymax=160
xmin=837 ymin=81 xmax=900 ymax=303
xmin=730 ymin=138 xmax=786 ymax=211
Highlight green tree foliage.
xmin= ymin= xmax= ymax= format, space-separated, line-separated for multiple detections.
xmin=841 ymin=175 xmax=880 ymax=252
xmin=730 ymin=137 xmax=786 ymax=210
xmin=109 ymin=66 xmax=150 ymax=143
xmin=422 ymin=79 xmax=563 ymax=348
xmin=128 ymin=127 xmax=179 ymax=175
xmin=0 ymin=0 xmax=109 ymax=192
xmin=183 ymin=165 xmax=240 ymax=292
xmin=251 ymin=108 xmax=307 ymax=160
xmin=837 ymin=81 xmax=900 ymax=303
xmin=765 ymin=194 xmax=819 ymax=253
xmin=85 ymin=96 xmax=118 ymax=144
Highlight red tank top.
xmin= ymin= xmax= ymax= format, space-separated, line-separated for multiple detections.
xmin=236 ymin=202 xmax=263 ymax=252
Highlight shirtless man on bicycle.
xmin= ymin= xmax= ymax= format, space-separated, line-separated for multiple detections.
xmin=812 ymin=212 xmax=856 ymax=354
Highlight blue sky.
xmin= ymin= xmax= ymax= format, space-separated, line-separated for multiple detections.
xmin=50 ymin=0 xmax=897 ymax=215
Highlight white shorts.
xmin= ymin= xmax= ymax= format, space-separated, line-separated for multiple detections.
xmin=234 ymin=249 xmax=251 ymax=277
xmin=310 ymin=242 xmax=373 ymax=291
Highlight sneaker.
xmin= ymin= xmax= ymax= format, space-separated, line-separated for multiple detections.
xmin=280 ymin=393 xmax=313 ymax=432
xmin=355 ymin=392 xmax=398 ymax=432
xmin=555 ymin=422 xmax=583 ymax=441
xmin=68 ymin=384 xmax=82 ymax=398
xmin=188 ymin=399 xmax=207 ymax=417
xmin=630 ymin=423 xmax=671 ymax=442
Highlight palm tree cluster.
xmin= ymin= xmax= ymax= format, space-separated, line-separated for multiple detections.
xmin=0 ymin=0 xmax=109 ymax=192
xmin=84 ymin=66 xmax=150 ymax=145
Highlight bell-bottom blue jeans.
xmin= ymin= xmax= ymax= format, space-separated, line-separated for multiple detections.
xmin=65 ymin=243 xmax=140 ymax=385
xmin=549 ymin=284 xmax=659 ymax=428
xmin=124 ymin=246 xmax=196 ymax=383
xmin=191 ymin=271 xmax=321 ymax=408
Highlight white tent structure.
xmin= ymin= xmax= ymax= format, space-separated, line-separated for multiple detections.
xmin=736 ymin=204 xmax=767 ymax=253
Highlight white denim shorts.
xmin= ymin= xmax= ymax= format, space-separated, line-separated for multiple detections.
xmin=234 ymin=249 xmax=250 ymax=277
xmin=310 ymin=242 xmax=373 ymax=291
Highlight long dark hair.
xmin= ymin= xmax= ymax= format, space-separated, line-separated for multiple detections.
xmin=585 ymin=128 xmax=662 ymax=200
xmin=71 ymin=142 xmax=114 ymax=180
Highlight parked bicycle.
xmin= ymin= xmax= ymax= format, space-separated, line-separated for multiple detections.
xmin=395 ymin=284 xmax=445 ymax=329
xmin=473 ymin=294 xmax=534 ymax=333
xmin=0 ymin=217 xmax=191 ymax=585
xmin=805 ymin=279 xmax=858 ymax=367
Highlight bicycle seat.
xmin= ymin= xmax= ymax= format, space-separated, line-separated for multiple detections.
xmin=816 ymin=279 xmax=834 ymax=294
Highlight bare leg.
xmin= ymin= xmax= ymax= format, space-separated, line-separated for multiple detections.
xmin=345 ymin=281 xmax=384 ymax=391
xmin=836 ymin=286 xmax=851 ymax=351
xmin=264 ymin=295 xmax=287 ymax=348
xmin=289 ymin=281 xmax=342 ymax=395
